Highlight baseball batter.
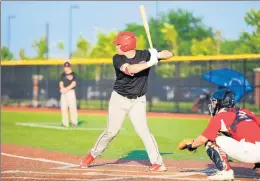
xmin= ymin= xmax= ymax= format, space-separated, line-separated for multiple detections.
xmin=178 ymin=88 xmax=260 ymax=180
xmin=59 ymin=62 xmax=78 ymax=127
xmin=80 ymin=32 xmax=173 ymax=172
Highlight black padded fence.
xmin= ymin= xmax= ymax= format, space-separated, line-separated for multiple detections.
xmin=1 ymin=59 xmax=260 ymax=114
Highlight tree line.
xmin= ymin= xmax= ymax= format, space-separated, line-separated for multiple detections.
xmin=1 ymin=8 xmax=259 ymax=79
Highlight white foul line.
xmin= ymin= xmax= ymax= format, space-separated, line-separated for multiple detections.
xmin=1 ymin=170 xmax=208 ymax=180
xmin=1 ymin=176 xmax=133 ymax=181
xmin=53 ymin=163 xmax=216 ymax=174
xmin=15 ymin=122 xmax=125 ymax=131
xmin=15 ymin=122 xmax=107 ymax=131
xmin=2 ymin=169 xmax=202 ymax=177
xmin=1 ymin=152 xmax=78 ymax=167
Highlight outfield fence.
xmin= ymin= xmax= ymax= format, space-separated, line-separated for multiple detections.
xmin=1 ymin=55 xmax=260 ymax=114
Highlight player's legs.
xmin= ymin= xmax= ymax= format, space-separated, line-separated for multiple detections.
xmin=60 ymin=93 xmax=69 ymax=127
xmin=205 ymin=141 xmax=234 ymax=180
xmin=128 ymin=95 xmax=163 ymax=166
xmin=90 ymin=91 xmax=130 ymax=157
xmin=67 ymin=89 xmax=78 ymax=125
xmin=205 ymin=141 xmax=231 ymax=171
xmin=216 ymin=136 xmax=260 ymax=163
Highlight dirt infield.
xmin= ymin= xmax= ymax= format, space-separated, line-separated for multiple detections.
xmin=1 ymin=144 xmax=260 ymax=181
xmin=1 ymin=107 xmax=211 ymax=120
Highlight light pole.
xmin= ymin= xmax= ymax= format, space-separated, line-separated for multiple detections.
xmin=68 ymin=5 xmax=79 ymax=59
xmin=7 ymin=15 xmax=16 ymax=50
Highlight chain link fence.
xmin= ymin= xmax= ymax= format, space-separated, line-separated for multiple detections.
xmin=1 ymin=59 xmax=260 ymax=114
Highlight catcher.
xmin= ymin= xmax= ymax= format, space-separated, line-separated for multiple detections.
xmin=178 ymin=88 xmax=260 ymax=180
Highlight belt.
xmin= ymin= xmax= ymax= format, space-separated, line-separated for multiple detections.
xmin=126 ymin=94 xmax=144 ymax=99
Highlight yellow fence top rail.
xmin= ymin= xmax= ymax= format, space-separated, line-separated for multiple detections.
xmin=1 ymin=54 xmax=260 ymax=66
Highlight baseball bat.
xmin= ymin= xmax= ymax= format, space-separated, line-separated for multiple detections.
xmin=139 ymin=5 xmax=153 ymax=49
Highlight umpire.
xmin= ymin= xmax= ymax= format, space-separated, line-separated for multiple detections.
xmin=59 ymin=61 xmax=78 ymax=127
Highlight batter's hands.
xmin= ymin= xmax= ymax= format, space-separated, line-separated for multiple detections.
xmin=147 ymin=48 xmax=159 ymax=67
xmin=158 ymin=50 xmax=173 ymax=60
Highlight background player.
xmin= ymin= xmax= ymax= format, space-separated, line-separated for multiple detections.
xmin=80 ymin=31 xmax=173 ymax=172
xmin=59 ymin=62 xmax=78 ymax=127
xmin=179 ymin=88 xmax=260 ymax=180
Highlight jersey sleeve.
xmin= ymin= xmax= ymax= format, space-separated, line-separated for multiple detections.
xmin=143 ymin=50 xmax=151 ymax=62
xmin=113 ymin=54 xmax=126 ymax=70
xmin=60 ymin=73 xmax=64 ymax=82
xmin=72 ymin=72 xmax=76 ymax=81
xmin=201 ymin=114 xmax=223 ymax=141
xmin=113 ymin=54 xmax=133 ymax=76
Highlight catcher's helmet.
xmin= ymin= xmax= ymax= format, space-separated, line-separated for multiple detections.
xmin=113 ymin=32 xmax=136 ymax=52
xmin=209 ymin=88 xmax=235 ymax=116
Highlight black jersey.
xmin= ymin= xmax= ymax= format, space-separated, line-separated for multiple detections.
xmin=113 ymin=49 xmax=151 ymax=98
xmin=60 ymin=72 xmax=77 ymax=88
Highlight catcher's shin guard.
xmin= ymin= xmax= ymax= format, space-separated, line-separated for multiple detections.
xmin=205 ymin=141 xmax=231 ymax=171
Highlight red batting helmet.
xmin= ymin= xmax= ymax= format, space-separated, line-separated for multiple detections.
xmin=113 ymin=32 xmax=136 ymax=52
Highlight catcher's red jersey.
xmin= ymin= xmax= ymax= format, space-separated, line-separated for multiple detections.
xmin=202 ymin=108 xmax=260 ymax=144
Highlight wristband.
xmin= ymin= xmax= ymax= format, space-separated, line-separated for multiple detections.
xmin=157 ymin=52 xmax=161 ymax=59
xmin=147 ymin=61 xmax=153 ymax=67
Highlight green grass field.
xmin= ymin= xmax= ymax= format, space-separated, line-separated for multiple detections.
xmin=2 ymin=110 xmax=212 ymax=161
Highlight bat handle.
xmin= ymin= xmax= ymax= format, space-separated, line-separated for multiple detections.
xmin=149 ymin=40 xmax=153 ymax=49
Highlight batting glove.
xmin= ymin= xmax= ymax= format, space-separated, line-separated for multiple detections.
xmin=147 ymin=48 xmax=159 ymax=67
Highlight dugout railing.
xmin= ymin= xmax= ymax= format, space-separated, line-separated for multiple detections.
xmin=1 ymin=54 xmax=260 ymax=115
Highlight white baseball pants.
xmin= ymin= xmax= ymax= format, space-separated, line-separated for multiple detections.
xmin=90 ymin=91 xmax=163 ymax=165
xmin=60 ymin=89 xmax=78 ymax=127
xmin=216 ymin=136 xmax=260 ymax=163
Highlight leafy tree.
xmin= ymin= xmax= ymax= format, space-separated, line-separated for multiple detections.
xmin=19 ymin=36 xmax=48 ymax=60
xmin=163 ymin=9 xmax=213 ymax=55
xmin=57 ymin=41 xmax=64 ymax=51
xmin=89 ymin=31 xmax=117 ymax=58
xmin=125 ymin=9 xmax=213 ymax=55
xmin=19 ymin=49 xmax=31 ymax=60
xmin=136 ymin=35 xmax=145 ymax=50
xmin=214 ymin=29 xmax=222 ymax=55
xmin=32 ymin=36 xmax=48 ymax=59
xmin=124 ymin=23 xmax=149 ymax=48
xmin=161 ymin=22 xmax=178 ymax=55
xmin=189 ymin=37 xmax=219 ymax=76
xmin=155 ymin=22 xmax=178 ymax=78
xmin=190 ymin=37 xmax=218 ymax=56
xmin=220 ymin=40 xmax=240 ymax=54
xmin=88 ymin=31 xmax=118 ymax=81
xmin=235 ymin=8 xmax=260 ymax=54
xmin=72 ymin=35 xmax=91 ymax=58
xmin=1 ymin=46 xmax=14 ymax=60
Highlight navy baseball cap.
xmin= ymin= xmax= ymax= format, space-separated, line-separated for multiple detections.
xmin=64 ymin=62 xmax=71 ymax=67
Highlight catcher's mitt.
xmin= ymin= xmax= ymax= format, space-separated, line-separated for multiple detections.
xmin=177 ymin=139 xmax=197 ymax=152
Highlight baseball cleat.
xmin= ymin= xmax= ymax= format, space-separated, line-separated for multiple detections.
xmin=148 ymin=163 xmax=167 ymax=172
xmin=72 ymin=123 xmax=77 ymax=127
xmin=61 ymin=124 xmax=69 ymax=128
xmin=80 ymin=153 xmax=95 ymax=168
xmin=207 ymin=169 xmax=234 ymax=181
xmin=253 ymin=162 xmax=260 ymax=170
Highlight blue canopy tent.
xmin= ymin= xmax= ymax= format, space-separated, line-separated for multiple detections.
xmin=202 ymin=68 xmax=254 ymax=104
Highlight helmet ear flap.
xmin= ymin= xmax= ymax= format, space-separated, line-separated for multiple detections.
xmin=120 ymin=45 xmax=128 ymax=52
